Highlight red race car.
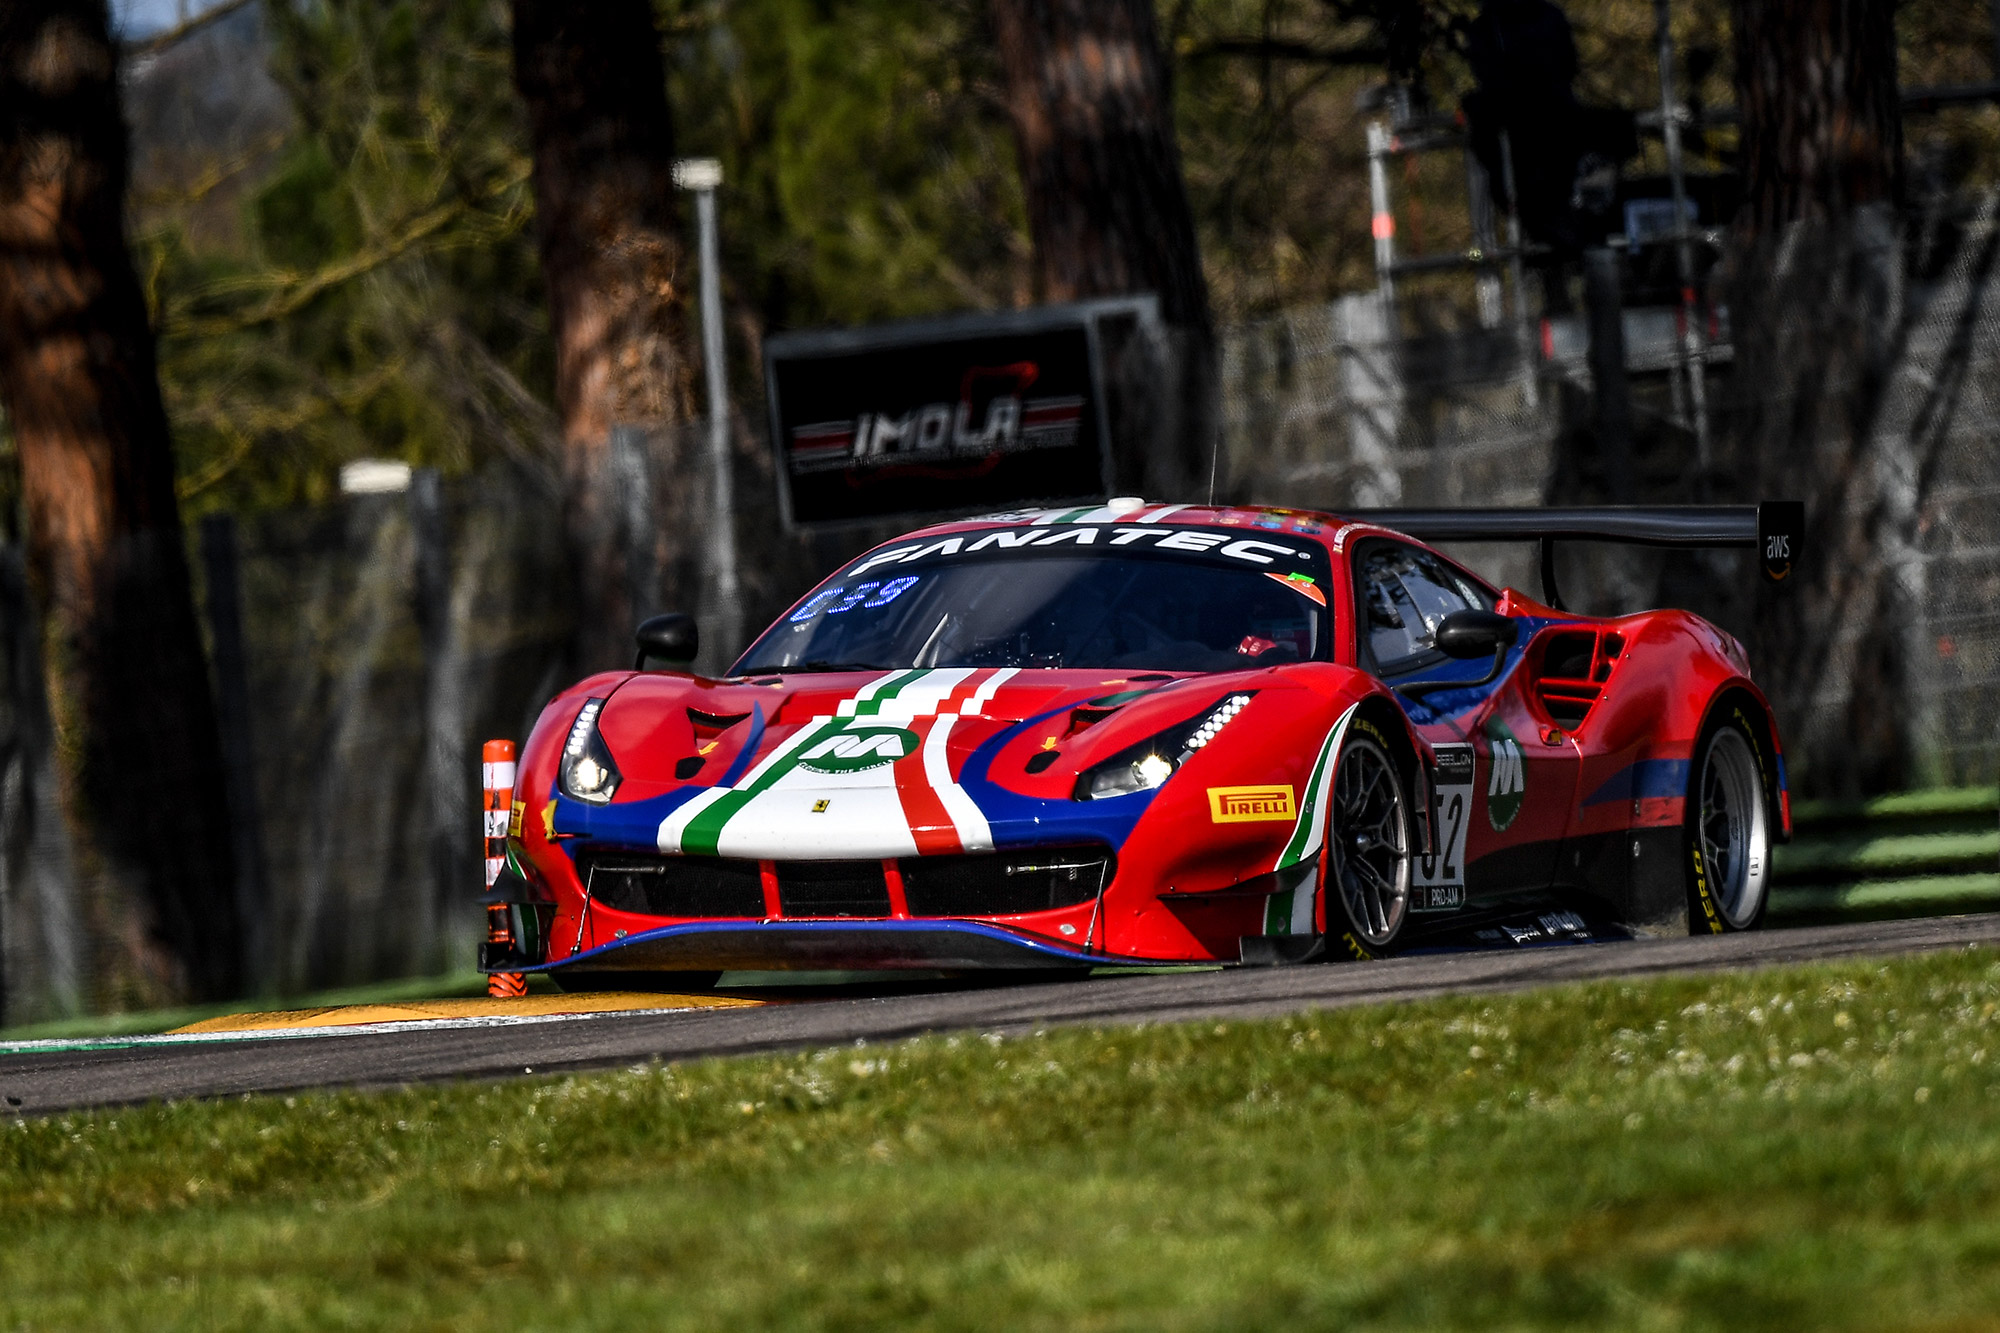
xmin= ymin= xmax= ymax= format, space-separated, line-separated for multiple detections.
xmin=484 ymin=499 xmax=1801 ymax=984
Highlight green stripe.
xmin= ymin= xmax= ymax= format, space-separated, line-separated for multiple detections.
xmin=680 ymin=718 xmax=846 ymax=855
xmin=1277 ymin=719 xmax=1344 ymax=869
xmin=1263 ymin=888 xmax=1294 ymax=934
xmin=847 ymin=669 xmax=924 ymax=717
xmin=1052 ymin=506 xmax=1095 ymax=524
xmin=680 ymin=670 xmax=931 ymax=855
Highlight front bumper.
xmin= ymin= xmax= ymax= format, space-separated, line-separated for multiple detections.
xmin=511 ymin=919 xmax=1188 ymax=975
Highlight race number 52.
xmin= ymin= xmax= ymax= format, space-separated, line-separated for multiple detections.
xmin=1416 ymin=743 xmax=1472 ymax=910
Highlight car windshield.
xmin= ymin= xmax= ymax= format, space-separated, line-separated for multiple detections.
xmin=736 ymin=525 xmax=1333 ymax=673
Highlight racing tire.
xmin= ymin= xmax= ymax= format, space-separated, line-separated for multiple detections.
xmin=1323 ymin=732 xmax=1416 ymax=959
xmin=551 ymin=970 xmax=723 ymax=993
xmin=1684 ymin=708 xmax=1774 ymax=934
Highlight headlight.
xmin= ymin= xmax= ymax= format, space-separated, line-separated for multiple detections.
xmin=559 ymin=697 xmax=622 ymax=804
xmin=1074 ymin=693 xmax=1252 ymax=800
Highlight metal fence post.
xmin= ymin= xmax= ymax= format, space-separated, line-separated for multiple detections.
xmin=675 ymin=157 xmax=743 ymax=670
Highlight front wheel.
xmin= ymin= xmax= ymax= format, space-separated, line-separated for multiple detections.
xmin=1323 ymin=734 xmax=1415 ymax=958
xmin=1685 ymin=711 xmax=1774 ymax=933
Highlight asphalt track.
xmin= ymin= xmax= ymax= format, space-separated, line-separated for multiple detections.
xmin=5 ymin=913 xmax=2000 ymax=1116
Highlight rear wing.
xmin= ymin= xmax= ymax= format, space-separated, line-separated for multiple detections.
xmin=1342 ymin=502 xmax=1803 ymax=610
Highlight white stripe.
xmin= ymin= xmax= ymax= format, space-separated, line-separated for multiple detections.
xmin=1290 ymin=874 xmax=1317 ymax=934
xmin=835 ymin=670 xmax=908 ymax=717
xmin=963 ymin=666 xmax=1017 ymax=716
xmin=483 ymin=761 xmax=516 ymax=790
xmin=925 ymin=714 xmax=994 ymax=853
xmin=1281 ymin=705 xmax=1356 ymax=869
xmin=657 ymin=786 xmax=731 ymax=852
xmin=484 ymin=810 xmax=509 ymax=837
xmin=1029 ymin=508 xmax=1074 ymax=525
xmin=1138 ymin=503 xmax=1188 ymax=523
xmin=870 ymin=668 xmax=975 ymax=721
xmin=1068 ymin=505 xmax=1125 ymax=524
xmin=656 ymin=717 xmax=845 ymax=852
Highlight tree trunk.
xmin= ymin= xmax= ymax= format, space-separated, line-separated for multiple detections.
xmin=0 ymin=1 xmax=241 ymax=1001
xmin=990 ymin=0 xmax=1217 ymax=499
xmin=512 ymin=0 xmax=696 ymax=674
xmin=1735 ymin=0 xmax=1901 ymax=236
xmin=1727 ymin=0 xmax=1907 ymax=797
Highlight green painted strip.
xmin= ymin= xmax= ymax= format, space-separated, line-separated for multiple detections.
xmin=680 ymin=717 xmax=846 ymax=855
xmin=1791 ymin=785 xmax=1999 ymax=828
xmin=1278 ymin=715 xmax=1346 ymax=869
xmin=1264 ymin=886 xmax=1305 ymax=935
xmin=1773 ymin=831 xmax=2000 ymax=883
xmin=1769 ymin=872 xmax=2000 ymax=916
xmin=845 ymin=669 xmax=924 ymax=717
xmin=1053 ymin=506 xmax=1095 ymax=524
xmin=680 ymin=670 xmax=933 ymax=854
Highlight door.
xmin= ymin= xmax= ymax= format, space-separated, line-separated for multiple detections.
xmin=1352 ymin=540 xmax=1580 ymax=900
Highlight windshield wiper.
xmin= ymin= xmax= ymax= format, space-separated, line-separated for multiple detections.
xmin=738 ymin=659 xmax=887 ymax=674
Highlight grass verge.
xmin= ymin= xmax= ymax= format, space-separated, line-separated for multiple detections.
xmin=11 ymin=947 xmax=2000 ymax=1329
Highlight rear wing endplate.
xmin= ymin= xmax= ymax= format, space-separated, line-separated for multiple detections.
xmin=1341 ymin=502 xmax=1803 ymax=610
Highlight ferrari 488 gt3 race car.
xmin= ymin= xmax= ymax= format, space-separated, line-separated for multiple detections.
xmin=483 ymin=499 xmax=1801 ymax=984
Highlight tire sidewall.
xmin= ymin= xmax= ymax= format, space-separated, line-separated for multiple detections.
xmin=1323 ymin=731 xmax=1414 ymax=959
xmin=1684 ymin=704 xmax=1774 ymax=934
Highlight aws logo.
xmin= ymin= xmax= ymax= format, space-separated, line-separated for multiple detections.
xmin=798 ymin=726 xmax=918 ymax=775
xmin=1485 ymin=716 xmax=1526 ymax=831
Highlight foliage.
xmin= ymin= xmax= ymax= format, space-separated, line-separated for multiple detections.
xmin=664 ymin=0 xmax=1032 ymax=337
xmin=105 ymin=0 xmax=2000 ymax=516
xmin=132 ymin=0 xmax=550 ymax=517
xmin=7 ymin=949 xmax=2000 ymax=1326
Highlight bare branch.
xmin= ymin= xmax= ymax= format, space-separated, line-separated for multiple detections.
xmin=125 ymin=0 xmax=258 ymax=60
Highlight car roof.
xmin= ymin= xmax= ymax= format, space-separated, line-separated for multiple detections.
xmin=902 ymin=501 xmax=1426 ymax=553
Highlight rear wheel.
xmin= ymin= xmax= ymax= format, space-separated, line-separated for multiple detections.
xmin=1685 ymin=712 xmax=1773 ymax=933
xmin=1324 ymin=734 xmax=1415 ymax=958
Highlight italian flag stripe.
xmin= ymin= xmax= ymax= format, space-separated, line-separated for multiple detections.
xmin=894 ymin=714 xmax=961 ymax=854
xmin=1277 ymin=705 xmax=1355 ymax=869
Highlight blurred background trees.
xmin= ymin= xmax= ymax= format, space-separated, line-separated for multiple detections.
xmin=0 ymin=0 xmax=241 ymax=1005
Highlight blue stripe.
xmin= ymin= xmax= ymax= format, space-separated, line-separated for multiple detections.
xmin=713 ymin=701 xmax=766 ymax=788
xmin=1582 ymin=758 xmax=1689 ymax=806
xmin=954 ymin=706 xmax=1158 ymax=850
xmin=525 ymin=918 xmax=1186 ymax=972
xmin=1389 ymin=616 xmax=1577 ymax=721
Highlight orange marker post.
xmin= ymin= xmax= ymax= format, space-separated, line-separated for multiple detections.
xmin=483 ymin=739 xmax=527 ymax=998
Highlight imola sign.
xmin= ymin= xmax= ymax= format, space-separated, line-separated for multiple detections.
xmin=763 ymin=299 xmax=1154 ymax=525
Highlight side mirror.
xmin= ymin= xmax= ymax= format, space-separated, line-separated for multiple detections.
xmin=1433 ymin=609 xmax=1518 ymax=660
xmin=635 ymin=613 xmax=699 ymax=670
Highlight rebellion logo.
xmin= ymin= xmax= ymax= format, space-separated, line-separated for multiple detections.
xmin=798 ymin=726 xmax=919 ymax=775
xmin=1208 ymin=785 xmax=1297 ymax=823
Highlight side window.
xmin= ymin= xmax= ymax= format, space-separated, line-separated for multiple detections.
xmin=1356 ymin=543 xmax=1492 ymax=674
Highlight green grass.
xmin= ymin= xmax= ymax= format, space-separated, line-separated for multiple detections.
xmin=13 ymin=948 xmax=2000 ymax=1330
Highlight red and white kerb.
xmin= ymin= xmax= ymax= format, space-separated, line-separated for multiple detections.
xmin=482 ymin=739 xmax=525 ymax=998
